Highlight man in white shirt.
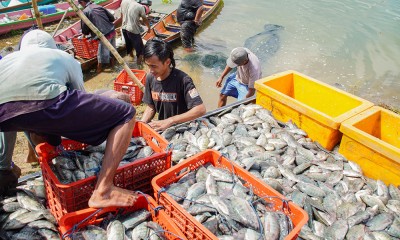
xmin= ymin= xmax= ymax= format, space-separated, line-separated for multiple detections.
xmin=216 ymin=47 xmax=262 ymax=107
xmin=121 ymin=0 xmax=150 ymax=65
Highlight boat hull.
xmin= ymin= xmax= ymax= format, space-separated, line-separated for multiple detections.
xmin=0 ymin=0 xmax=112 ymax=35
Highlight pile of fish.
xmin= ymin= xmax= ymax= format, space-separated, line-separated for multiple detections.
xmin=161 ymin=103 xmax=400 ymax=239
xmin=67 ymin=209 xmax=168 ymax=240
xmin=0 ymin=177 xmax=59 ymax=240
xmin=51 ymin=137 xmax=155 ymax=184
xmin=163 ymin=163 xmax=294 ymax=240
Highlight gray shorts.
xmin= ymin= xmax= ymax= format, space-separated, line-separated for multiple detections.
xmin=98 ymin=33 xmax=116 ymax=64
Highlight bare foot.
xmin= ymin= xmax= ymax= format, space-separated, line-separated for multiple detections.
xmin=96 ymin=63 xmax=102 ymax=73
xmin=88 ymin=186 xmax=138 ymax=208
xmin=184 ymin=47 xmax=195 ymax=52
xmin=26 ymin=155 xmax=39 ymax=164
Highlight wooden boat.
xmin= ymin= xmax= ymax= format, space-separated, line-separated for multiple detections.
xmin=54 ymin=0 xmax=166 ymax=71
xmin=0 ymin=0 xmax=54 ymax=14
xmin=0 ymin=0 xmax=112 ymax=35
xmin=142 ymin=0 xmax=221 ymax=43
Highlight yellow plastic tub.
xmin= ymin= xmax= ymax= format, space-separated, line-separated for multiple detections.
xmin=339 ymin=106 xmax=400 ymax=185
xmin=255 ymin=70 xmax=373 ymax=150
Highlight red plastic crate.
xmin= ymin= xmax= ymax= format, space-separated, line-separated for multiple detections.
xmin=113 ymin=69 xmax=146 ymax=105
xmin=36 ymin=121 xmax=171 ymax=221
xmin=59 ymin=195 xmax=187 ymax=240
xmin=71 ymin=36 xmax=99 ymax=59
xmin=152 ymin=149 xmax=308 ymax=240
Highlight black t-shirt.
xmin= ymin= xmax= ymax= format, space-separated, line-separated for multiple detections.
xmin=176 ymin=0 xmax=202 ymax=23
xmin=143 ymin=68 xmax=203 ymax=120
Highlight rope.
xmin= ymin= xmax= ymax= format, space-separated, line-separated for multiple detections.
xmin=62 ymin=208 xmax=103 ymax=239
xmin=157 ymin=189 xmax=218 ymax=212
xmin=248 ymin=186 xmax=264 ymax=240
xmin=145 ymin=229 xmax=185 ymax=240
xmin=252 ymin=195 xmax=292 ymax=214
xmin=165 ymin=142 xmax=173 ymax=152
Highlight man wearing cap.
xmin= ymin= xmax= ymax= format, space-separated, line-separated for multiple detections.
xmin=216 ymin=47 xmax=262 ymax=107
xmin=0 ymin=29 xmax=139 ymax=208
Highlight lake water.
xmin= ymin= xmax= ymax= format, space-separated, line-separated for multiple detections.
xmin=150 ymin=0 xmax=400 ymax=111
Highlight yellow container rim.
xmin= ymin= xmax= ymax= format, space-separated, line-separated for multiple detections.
xmin=340 ymin=106 xmax=400 ymax=161
xmin=255 ymin=70 xmax=374 ymax=129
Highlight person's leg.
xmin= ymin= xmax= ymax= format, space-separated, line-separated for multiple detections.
xmin=132 ymin=33 xmax=144 ymax=65
xmin=0 ymin=131 xmax=16 ymax=171
xmin=0 ymin=131 xmax=18 ymax=195
xmin=218 ymin=73 xmax=239 ymax=107
xmin=122 ymin=29 xmax=133 ymax=59
xmin=218 ymin=93 xmax=228 ymax=108
xmin=97 ymin=42 xmax=104 ymax=73
xmin=109 ymin=36 xmax=116 ymax=67
xmin=88 ymin=117 xmax=137 ymax=208
xmin=180 ymin=21 xmax=197 ymax=52
xmin=25 ymin=133 xmax=49 ymax=163
xmin=97 ymin=39 xmax=112 ymax=72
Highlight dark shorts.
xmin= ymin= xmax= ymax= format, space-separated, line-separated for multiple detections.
xmin=122 ymin=29 xmax=144 ymax=56
xmin=180 ymin=21 xmax=198 ymax=48
xmin=0 ymin=90 xmax=136 ymax=146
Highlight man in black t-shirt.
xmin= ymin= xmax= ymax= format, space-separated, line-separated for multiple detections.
xmin=141 ymin=39 xmax=206 ymax=131
xmin=176 ymin=0 xmax=204 ymax=52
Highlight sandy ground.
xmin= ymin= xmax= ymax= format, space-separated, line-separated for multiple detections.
xmin=0 ymin=20 xmax=147 ymax=175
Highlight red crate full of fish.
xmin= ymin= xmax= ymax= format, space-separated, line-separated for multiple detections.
xmin=36 ymin=121 xmax=171 ymax=221
xmin=152 ymin=149 xmax=308 ymax=240
xmin=71 ymin=36 xmax=99 ymax=59
xmin=113 ymin=69 xmax=146 ymax=105
xmin=59 ymin=194 xmax=186 ymax=240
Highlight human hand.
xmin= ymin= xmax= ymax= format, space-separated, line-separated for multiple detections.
xmin=147 ymin=28 xmax=151 ymax=34
xmin=194 ymin=19 xmax=202 ymax=26
xmin=216 ymin=77 xmax=223 ymax=87
xmin=148 ymin=119 xmax=173 ymax=131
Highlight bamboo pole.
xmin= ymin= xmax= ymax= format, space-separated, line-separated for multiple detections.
xmin=52 ymin=10 xmax=69 ymax=37
xmin=65 ymin=0 xmax=144 ymax=91
xmin=31 ymin=0 xmax=43 ymax=29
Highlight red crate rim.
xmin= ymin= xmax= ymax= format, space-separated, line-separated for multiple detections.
xmin=59 ymin=194 xmax=185 ymax=240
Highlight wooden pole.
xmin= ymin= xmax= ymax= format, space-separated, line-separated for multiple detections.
xmin=52 ymin=10 xmax=69 ymax=37
xmin=65 ymin=0 xmax=144 ymax=91
xmin=31 ymin=0 xmax=43 ymax=29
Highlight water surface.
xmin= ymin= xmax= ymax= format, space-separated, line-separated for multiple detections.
xmin=151 ymin=0 xmax=400 ymax=110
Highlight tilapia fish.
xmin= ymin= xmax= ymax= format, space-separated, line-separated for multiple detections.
xmin=162 ymin=103 xmax=400 ymax=239
xmin=161 ymin=162 xmax=293 ymax=239
xmin=50 ymin=137 xmax=155 ymax=185
xmin=69 ymin=209 xmax=169 ymax=240
xmin=0 ymin=177 xmax=59 ymax=239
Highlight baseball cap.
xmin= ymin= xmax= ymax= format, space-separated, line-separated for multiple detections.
xmin=226 ymin=47 xmax=248 ymax=68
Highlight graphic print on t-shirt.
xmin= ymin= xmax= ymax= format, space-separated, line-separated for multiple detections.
xmin=188 ymin=88 xmax=199 ymax=98
xmin=151 ymin=91 xmax=177 ymax=102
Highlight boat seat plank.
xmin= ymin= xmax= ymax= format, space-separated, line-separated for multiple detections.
xmin=203 ymin=0 xmax=215 ymax=6
xmin=163 ymin=20 xmax=180 ymax=30
xmin=153 ymin=28 xmax=171 ymax=39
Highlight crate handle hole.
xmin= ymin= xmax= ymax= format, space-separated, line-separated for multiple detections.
xmin=151 ymin=137 xmax=160 ymax=147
